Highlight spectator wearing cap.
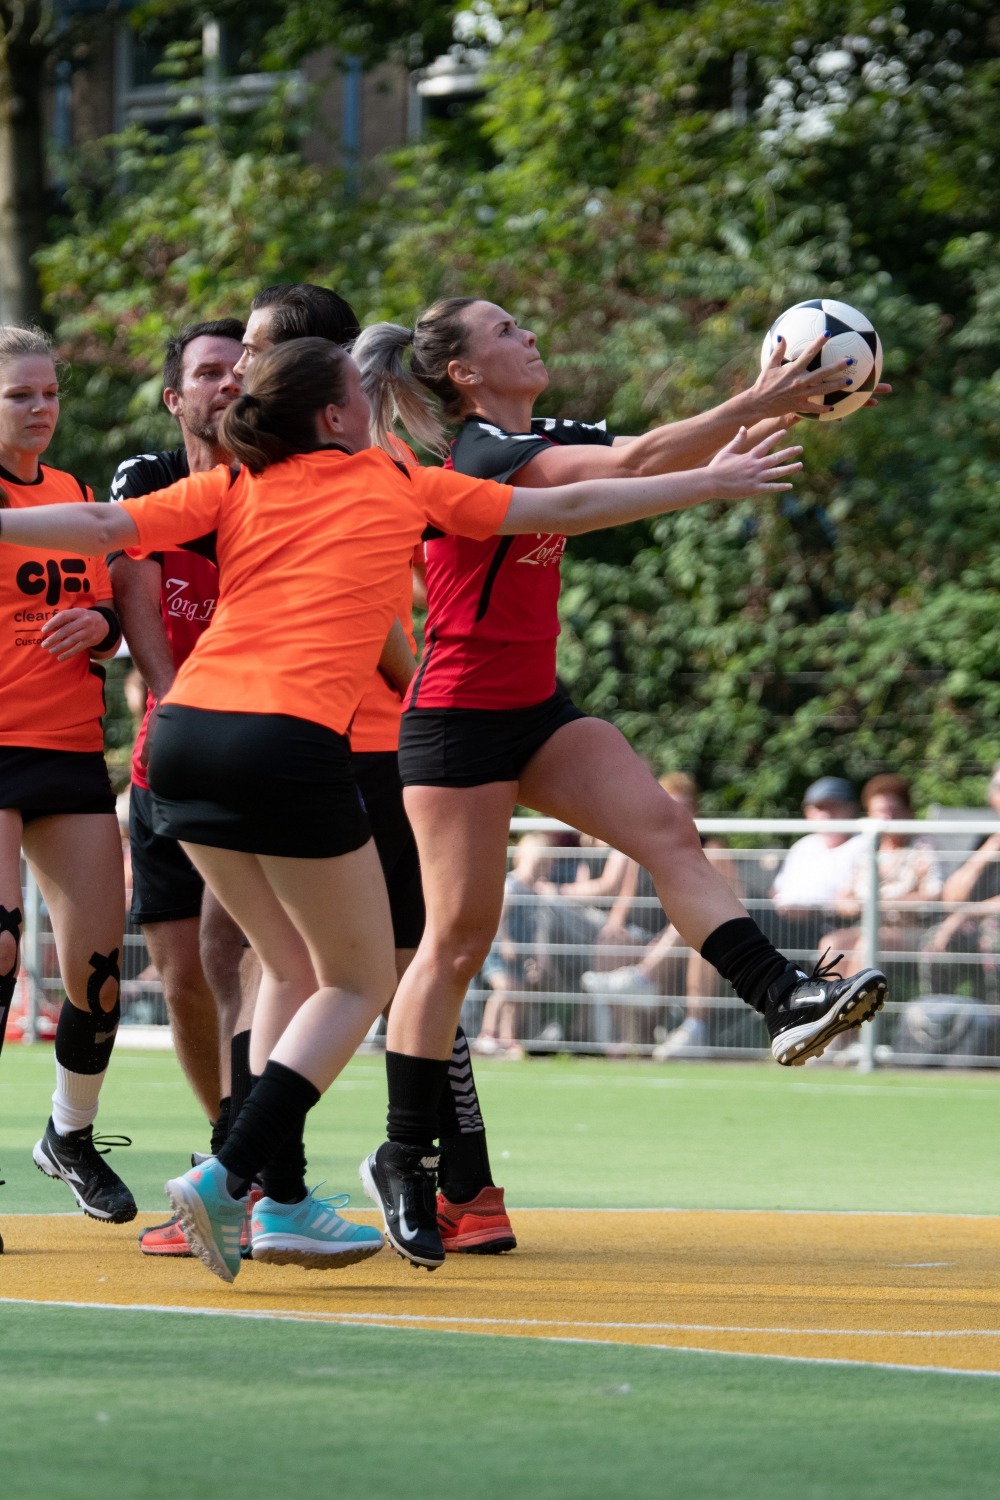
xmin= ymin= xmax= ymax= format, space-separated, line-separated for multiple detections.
xmin=770 ymin=777 xmax=864 ymax=942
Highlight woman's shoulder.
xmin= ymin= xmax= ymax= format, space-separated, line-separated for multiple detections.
xmin=12 ymin=464 xmax=92 ymax=505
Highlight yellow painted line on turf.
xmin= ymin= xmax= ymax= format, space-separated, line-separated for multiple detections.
xmin=3 ymin=1209 xmax=999 ymax=1374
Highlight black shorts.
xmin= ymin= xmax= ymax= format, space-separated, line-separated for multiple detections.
xmin=398 ymin=691 xmax=586 ymax=788
xmin=129 ymin=781 xmax=204 ymax=925
xmin=0 ymin=746 xmax=115 ymax=823
xmin=148 ymin=705 xmax=371 ymax=860
xmin=351 ymin=750 xmax=425 ymax=949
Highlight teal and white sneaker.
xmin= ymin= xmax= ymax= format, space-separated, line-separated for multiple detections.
xmin=251 ymin=1185 xmax=384 ymax=1269
xmin=165 ymin=1157 xmax=247 ymax=1284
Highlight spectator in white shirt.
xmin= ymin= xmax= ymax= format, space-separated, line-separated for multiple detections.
xmin=771 ymin=777 xmax=863 ymax=924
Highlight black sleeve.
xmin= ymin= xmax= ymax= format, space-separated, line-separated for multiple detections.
xmin=449 ymin=420 xmax=554 ymax=483
xmin=108 ymin=449 xmax=189 ymax=504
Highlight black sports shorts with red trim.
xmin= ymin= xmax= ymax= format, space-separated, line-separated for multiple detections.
xmin=129 ymin=781 xmax=204 ymax=925
xmin=0 ymin=746 xmax=115 ymax=822
xmin=352 ymin=751 xmax=425 ymax=948
xmin=149 ymin=704 xmax=370 ymax=859
xmin=398 ymin=690 xmax=585 ymax=788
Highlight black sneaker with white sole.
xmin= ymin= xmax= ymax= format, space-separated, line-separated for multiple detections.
xmin=360 ymin=1142 xmax=445 ymax=1270
xmin=33 ymin=1117 xmax=137 ymax=1223
xmin=765 ymin=951 xmax=887 ymax=1067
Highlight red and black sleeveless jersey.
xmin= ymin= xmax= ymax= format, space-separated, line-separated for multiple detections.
xmin=110 ymin=448 xmax=221 ymax=789
xmin=406 ymin=416 xmax=614 ymax=711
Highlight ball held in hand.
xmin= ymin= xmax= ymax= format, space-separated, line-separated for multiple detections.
xmin=761 ymin=299 xmax=883 ymax=421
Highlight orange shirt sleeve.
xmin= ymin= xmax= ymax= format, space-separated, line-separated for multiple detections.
xmin=119 ymin=466 xmax=231 ymax=556
xmin=413 ymin=467 xmax=512 ymax=540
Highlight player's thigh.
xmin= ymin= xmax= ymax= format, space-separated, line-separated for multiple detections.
xmin=199 ymin=884 xmax=246 ymax=976
xmin=402 ymin=782 xmax=514 ymax=942
xmin=258 ymin=838 xmax=396 ymax=1004
xmin=22 ymin=813 xmax=125 ymax=1010
xmin=518 ymin=718 xmax=699 ymax=868
xmin=180 ymin=842 xmax=314 ymax=991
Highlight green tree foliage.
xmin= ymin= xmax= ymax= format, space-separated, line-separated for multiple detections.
xmin=39 ymin=0 xmax=1000 ymax=807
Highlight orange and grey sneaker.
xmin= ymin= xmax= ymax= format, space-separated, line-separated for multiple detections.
xmin=138 ymin=1214 xmax=193 ymax=1257
xmin=239 ymin=1183 xmax=265 ymax=1260
xmin=436 ymin=1186 xmax=516 ymax=1255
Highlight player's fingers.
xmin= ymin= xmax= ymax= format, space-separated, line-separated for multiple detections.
xmin=788 ymin=332 xmax=831 ymax=369
xmin=765 ymin=337 xmax=786 ymax=368
xmin=875 ymin=382 xmax=892 ymax=393
xmin=749 ymin=428 xmax=790 ymax=458
xmin=719 ymin=425 xmax=748 ymax=455
xmin=761 ymin=462 xmax=803 ymax=477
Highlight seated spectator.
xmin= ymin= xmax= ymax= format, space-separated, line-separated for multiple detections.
xmin=770 ymin=776 xmax=864 ymax=953
xmin=474 ymin=831 xmax=592 ymax=1058
xmin=822 ymin=774 xmax=942 ymax=977
xmin=578 ymin=774 xmax=742 ymax=1057
xmin=923 ymin=762 xmax=1000 ymax=996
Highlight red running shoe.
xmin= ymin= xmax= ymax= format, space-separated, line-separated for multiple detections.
xmin=436 ymin=1186 xmax=516 ymax=1255
xmin=240 ymin=1184 xmax=264 ymax=1260
xmin=138 ymin=1215 xmax=193 ymax=1257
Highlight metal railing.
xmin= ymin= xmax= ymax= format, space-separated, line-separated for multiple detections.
xmin=18 ymin=817 xmax=1000 ymax=1070
xmin=460 ymin=816 xmax=1000 ymax=1070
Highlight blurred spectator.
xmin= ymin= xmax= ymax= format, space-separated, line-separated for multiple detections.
xmin=822 ymin=774 xmax=942 ymax=977
xmin=770 ymin=777 xmax=864 ymax=953
xmin=923 ymin=761 xmax=1000 ymax=994
xmin=474 ymin=831 xmax=592 ymax=1058
xmin=578 ymin=774 xmax=741 ymax=1057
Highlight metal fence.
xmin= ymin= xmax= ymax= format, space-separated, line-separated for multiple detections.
xmin=16 ymin=815 xmax=1000 ymax=1070
xmin=460 ymin=815 xmax=1000 ymax=1071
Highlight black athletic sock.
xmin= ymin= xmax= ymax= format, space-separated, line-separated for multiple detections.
xmin=210 ymin=1096 xmax=231 ymax=1155
xmin=700 ymin=918 xmax=794 ymax=1015
xmin=436 ymin=1028 xmax=494 ymax=1203
xmin=0 ymin=905 xmax=22 ymax=1062
xmin=261 ymin=1130 xmax=309 ymax=1205
xmin=217 ymin=1060 xmax=320 ymax=1194
xmin=229 ymin=1030 xmax=254 ymax=1121
xmin=386 ymin=1050 xmax=450 ymax=1150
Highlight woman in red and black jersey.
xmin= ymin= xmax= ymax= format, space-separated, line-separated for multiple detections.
xmin=0 ymin=326 xmax=135 ymax=1236
xmin=352 ymin=299 xmax=890 ymax=1256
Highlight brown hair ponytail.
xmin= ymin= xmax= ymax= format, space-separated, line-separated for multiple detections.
xmin=352 ymin=297 xmax=480 ymax=458
xmin=218 ymin=337 xmax=351 ymax=474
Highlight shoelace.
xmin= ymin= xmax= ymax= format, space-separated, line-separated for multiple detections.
xmin=305 ymin=1182 xmax=350 ymax=1212
xmin=90 ymin=1134 xmax=133 ymax=1157
xmin=806 ymin=948 xmax=845 ymax=985
xmin=399 ymin=1167 xmax=438 ymax=1227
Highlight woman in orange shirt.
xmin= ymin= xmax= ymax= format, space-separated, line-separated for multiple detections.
xmin=0 ymin=335 xmax=800 ymax=1280
xmin=0 ymin=326 xmax=134 ymax=1241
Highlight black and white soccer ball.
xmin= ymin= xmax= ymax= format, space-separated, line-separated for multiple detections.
xmin=760 ymin=299 xmax=883 ymax=421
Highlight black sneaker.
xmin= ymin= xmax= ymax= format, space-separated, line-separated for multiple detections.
xmin=765 ymin=951 xmax=887 ymax=1066
xmin=33 ymin=1117 xmax=137 ymax=1223
xmin=360 ymin=1142 xmax=445 ymax=1270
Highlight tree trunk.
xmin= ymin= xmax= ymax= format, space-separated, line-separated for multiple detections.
xmin=0 ymin=5 xmax=49 ymax=326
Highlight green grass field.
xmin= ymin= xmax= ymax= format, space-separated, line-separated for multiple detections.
xmin=3 ymin=1045 xmax=1000 ymax=1498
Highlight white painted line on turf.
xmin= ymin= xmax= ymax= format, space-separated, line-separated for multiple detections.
xmin=3 ymin=1297 xmax=998 ymax=1340
xmin=7 ymin=1206 xmax=999 ymax=1218
xmin=3 ymin=1298 xmax=999 ymax=1379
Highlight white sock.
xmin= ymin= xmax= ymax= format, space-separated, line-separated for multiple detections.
xmin=51 ymin=1063 xmax=106 ymax=1136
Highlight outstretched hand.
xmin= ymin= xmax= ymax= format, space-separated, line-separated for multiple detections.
xmin=752 ymin=332 xmax=853 ymax=418
xmin=706 ymin=427 xmax=803 ymax=500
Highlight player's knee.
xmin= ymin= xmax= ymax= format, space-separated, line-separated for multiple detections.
xmin=646 ymin=791 xmax=702 ymax=858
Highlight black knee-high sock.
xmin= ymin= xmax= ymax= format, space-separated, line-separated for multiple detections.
xmin=437 ymin=1028 xmax=494 ymax=1203
xmin=210 ymin=1097 xmax=231 ymax=1155
xmin=229 ymin=1030 xmax=254 ymax=1124
xmin=386 ymin=1051 xmax=450 ymax=1150
xmin=51 ymin=949 xmax=121 ymax=1135
xmin=700 ymin=918 xmax=796 ymax=1015
xmin=0 ymin=905 xmax=22 ymax=1062
xmin=261 ymin=1130 xmax=308 ymax=1205
xmin=217 ymin=1061 xmax=319 ymax=1195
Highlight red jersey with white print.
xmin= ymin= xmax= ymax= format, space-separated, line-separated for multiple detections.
xmin=404 ymin=416 xmax=614 ymax=711
xmin=109 ymin=449 xmax=220 ymax=791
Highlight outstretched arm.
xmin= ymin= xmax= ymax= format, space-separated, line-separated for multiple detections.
xmin=499 ymin=428 xmax=801 ymax=536
xmin=0 ymin=502 xmax=138 ymax=552
xmin=508 ymin=335 xmax=850 ymax=486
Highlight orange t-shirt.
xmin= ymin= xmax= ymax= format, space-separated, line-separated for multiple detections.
xmin=120 ymin=447 xmax=511 ymax=737
xmin=349 ymin=542 xmax=422 ymax=754
xmin=0 ymin=466 xmax=113 ymax=752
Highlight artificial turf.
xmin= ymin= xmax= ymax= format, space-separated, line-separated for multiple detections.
xmin=2 ymin=1303 xmax=999 ymax=1500
xmin=4 ymin=1046 xmax=1000 ymax=1498
xmin=2 ymin=1044 xmax=999 ymax=1215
